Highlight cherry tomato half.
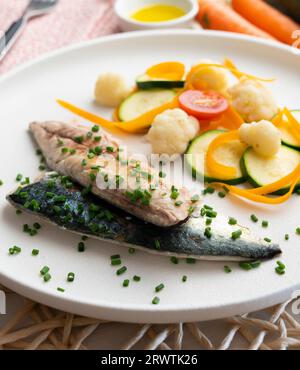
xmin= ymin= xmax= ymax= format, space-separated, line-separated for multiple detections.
xmin=178 ymin=90 xmax=228 ymax=120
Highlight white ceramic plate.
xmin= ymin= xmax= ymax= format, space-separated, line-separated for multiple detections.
xmin=0 ymin=30 xmax=300 ymax=324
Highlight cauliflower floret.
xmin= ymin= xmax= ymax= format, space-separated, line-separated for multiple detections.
xmin=239 ymin=120 xmax=281 ymax=157
xmin=190 ymin=59 xmax=230 ymax=94
xmin=227 ymin=77 xmax=278 ymax=122
xmin=94 ymin=72 xmax=131 ymax=107
xmin=147 ymin=108 xmax=199 ymax=155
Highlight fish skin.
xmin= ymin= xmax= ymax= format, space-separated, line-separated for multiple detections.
xmin=6 ymin=173 xmax=282 ymax=261
xmin=29 ymin=121 xmax=192 ymax=227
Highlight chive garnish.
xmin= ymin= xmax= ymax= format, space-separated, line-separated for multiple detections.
xmin=43 ymin=273 xmax=51 ymax=282
xmin=40 ymin=266 xmax=50 ymax=275
xmin=116 ymin=266 xmax=127 ymax=276
xmin=218 ymin=191 xmax=226 ymax=198
xmin=231 ymin=230 xmax=242 ymax=240
xmin=285 ymin=234 xmax=289 ymax=241
xmin=170 ymin=256 xmax=179 ymax=265
xmin=32 ymin=249 xmax=39 ymax=256
xmin=296 ymin=228 xmax=300 ymax=235
xmin=182 ymin=275 xmax=187 ymax=282
xmin=123 ymin=279 xmax=130 ymax=287
xmin=152 ymin=296 xmax=160 ymax=305
xmin=89 ymin=173 xmax=96 ymax=182
xmin=81 ymin=159 xmax=87 ymax=167
xmin=61 ymin=147 xmax=69 ymax=154
xmin=186 ymin=258 xmax=196 ymax=264
xmin=159 ymin=171 xmax=166 ymax=178
xmin=9 ymin=246 xmax=21 ymax=255
xmin=204 ymin=227 xmax=212 ymax=239
xmin=16 ymin=173 xmax=23 ymax=182
xmin=224 ymin=266 xmax=232 ymax=273
xmin=133 ymin=275 xmax=141 ymax=282
xmin=206 ymin=218 xmax=212 ymax=226
xmin=239 ymin=261 xmax=261 ymax=271
xmin=74 ymin=136 xmax=84 ymax=144
xmin=154 ymin=239 xmax=160 ymax=250
xmin=87 ymin=152 xmax=95 ymax=159
xmin=128 ymin=248 xmax=135 ymax=254
xmin=111 ymin=259 xmax=121 ymax=266
xmin=33 ymin=223 xmax=41 ymax=230
xmin=275 ymin=261 xmax=286 ymax=275
xmin=155 ymin=283 xmax=165 ymax=292
xmin=92 ymin=125 xmax=99 ymax=133
xmin=78 ymin=242 xmax=85 ymax=252
xmin=205 ymin=210 xmax=217 ymax=218
xmin=57 ymin=287 xmax=65 ymax=293
xmin=67 ymin=272 xmax=75 ymax=282
xmin=39 ymin=165 xmax=46 ymax=171
xmin=262 ymin=220 xmax=269 ymax=228
xmin=175 ymin=201 xmax=183 ymax=207
xmin=94 ymin=136 xmax=101 ymax=142
xmin=264 ymin=237 xmax=272 ymax=243
xmin=228 ymin=217 xmax=237 ymax=225
xmin=111 ymin=254 xmax=120 ymax=260
xmin=250 ymin=214 xmax=258 ymax=223
xmin=81 ymin=235 xmax=88 ymax=241
xmin=203 ymin=187 xmax=215 ymax=195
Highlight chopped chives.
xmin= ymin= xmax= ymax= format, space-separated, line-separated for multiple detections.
xmin=0 ymin=179 xmax=5 ymax=186
xmin=239 ymin=260 xmax=261 ymax=271
xmin=155 ymin=283 xmax=165 ymax=292
xmin=39 ymin=165 xmax=46 ymax=171
xmin=175 ymin=201 xmax=183 ymax=207
xmin=9 ymin=245 xmax=21 ymax=255
xmin=152 ymin=296 xmax=160 ymax=305
xmin=123 ymin=279 xmax=130 ymax=287
xmin=128 ymin=248 xmax=135 ymax=254
xmin=206 ymin=218 xmax=212 ymax=226
xmin=264 ymin=237 xmax=272 ymax=243
xmin=111 ymin=259 xmax=121 ymax=266
xmin=204 ymin=227 xmax=212 ymax=239
xmin=94 ymin=136 xmax=101 ymax=142
xmin=40 ymin=266 xmax=50 ymax=275
xmin=285 ymin=234 xmax=289 ymax=241
xmin=159 ymin=171 xmax=166 ymax=178
xmin=33 ymin=223 xmax=41 ymax=230
xmin=74 ymin=136 xmax=84 ymax=144
xmin=182 ymin=275 xmax=187 ymax=282
xmin=32 ymin=249 xmax=39 ymax=256
xmin=205 ymin=210 xmax=217 ymax=218
xmin=61 ymin=147 xmax=69 ymax=154
xmin=110 ymin=254 xmax=120 ymax=260
xmin=81 ymin=159 xmax=87 ymax=167
xmin=154 ymin=239 xmax=161 ymax=250
xmin=203 ymin=187 xmax=215 ymax=195
xmin=106 ymin=146 xmax=114 ymax=153
xmin=116 ymin=266 xmax=127 ymax=276
xmin=228 ymin=217 xmax=237 ymax=225
xmin=67 ymin=272 xmax=75 ymax=282
xmin=78 ymin=242 xmax=85 ymax=252
xmin=186 ymin=258 xmax=196 ymax=264
xmin=81 ymin=235 xmax=88 ymax=241
xmin=16 ymin=173 xmax=23 ymax=182
xmin=92 ymin=125 xmax=99 ymax=133
xmin=262 ymin=220 xmax=269 ymax=228
xmin=133 ymin=275 xmax=141 ymax=282
xmin=231 ymin=230 xmax=242 ymax=240
xmin=43 ymin=273 xmax=51 ymax=282
xmin=170 ymin=256 xmax=179 ymax=265
xmin=250 ymin=214 xmax=258 ymax=223
xmin=296 ymin=228 xmax=300 ymax=235
xmin=218 ymin=191 xmax=226 ymax=198
xmin=30 ymin=229 xmax=38 ymax=237
xmin=89 ymin=173 xmax=97 ymax=182
xmin=224 ymin=265 xmax=232 ymax=273
xmin=57 ymin=287 xmax=65 ymax=293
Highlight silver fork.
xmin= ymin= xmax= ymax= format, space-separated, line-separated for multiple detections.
xmin=0 ymin=0 xmax=58 ymax=62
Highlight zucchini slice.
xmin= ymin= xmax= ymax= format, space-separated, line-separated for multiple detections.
xmin=241 ymin=145 xmax=300 ymax=195
xmin=136 ymin=74 xmax=185 ymax=90
xmin=186 ymin=130 xmax=247 ymax=185
xmin=118 ymin=89 xmax=176 ymax=121
xmin=278 ymin=110 xmax=300 ymax=150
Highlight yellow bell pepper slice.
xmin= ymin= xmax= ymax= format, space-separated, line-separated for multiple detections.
xmin=146 ymin=61 xmax=185 ymax=81
xmin=213 ymin=162 xmax=300 ymax=204
xmin=206 ymin=130 xmax=240 ymax=179
xmin=57 ymin=96 xmax=180 ymax=134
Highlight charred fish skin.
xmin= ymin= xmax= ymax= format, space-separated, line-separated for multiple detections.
xmin=6 ymin=173 xmax=281 ymax=261
xmin=29 ymin=121 xmax=192 ymax=228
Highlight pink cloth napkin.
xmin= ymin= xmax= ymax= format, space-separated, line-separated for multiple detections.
xmin=0 ymin=0 xmax=119 ymax=74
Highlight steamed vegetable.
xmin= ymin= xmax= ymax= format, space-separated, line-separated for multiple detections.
xmin=239 ymin=120 xmax=281 ymax=157
xmin=147 ymin=108 xmax=199 ymax=155
xmin=197 ymin=0 xmax=275 ymax=39
xmin=186 ymin=130 xmax=247 ymax=184
xmin=187 ymin=59 xmax=230 ymax=93
xmin=136 ymin=74 xmax=185 ymax=89
xmin=232 ymin=0 xmax=300 ymax=45
xmin=179 ymin=90 xmax=228 ymax=120
xmin=227 ymin=78 xmax=278 ymax=122
xmin=118 ymin=89 xmax=176 ymax=121
xmin=94 ymin=72 xmax=132 ymax=107
xmin=241 ymin=145 xmax=300 ymax=194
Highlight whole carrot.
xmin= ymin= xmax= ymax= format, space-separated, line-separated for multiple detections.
xmin=197 ymin=0 xmax=275 ymax=39
xmin=232 ymin=0 xmax=300 ymax=44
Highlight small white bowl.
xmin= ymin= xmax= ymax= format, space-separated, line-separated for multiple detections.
xmin=114 ymin=0 xmax=199 ymax=32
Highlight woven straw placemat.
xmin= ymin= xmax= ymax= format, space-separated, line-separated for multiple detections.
xmin=1 ymin=284 xmax=300 ymax=350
